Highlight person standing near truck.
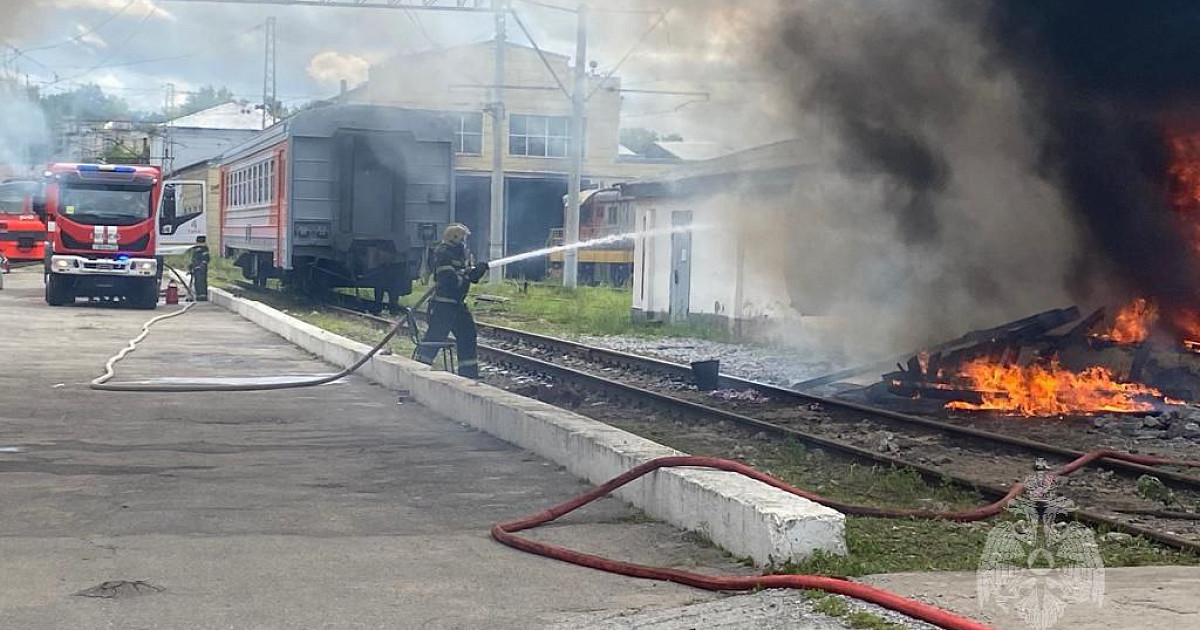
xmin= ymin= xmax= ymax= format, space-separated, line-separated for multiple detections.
xmin=188 ymin=236 xmax=210 ymax=301
xmin=417 ymin=224 xmax=488 ymax=378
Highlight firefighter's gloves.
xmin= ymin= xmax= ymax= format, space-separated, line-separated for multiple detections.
xmin=467 ymin=261 xmax=489 ymax=284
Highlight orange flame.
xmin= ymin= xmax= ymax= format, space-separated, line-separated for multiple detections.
xmin=1094 ymin=298 xmax=1158 ymax=344
xmin=1169 ymin=134 xmax=1200 ymax=255
xmin=1174 ymin=309 xmax=1200 ymax=352
xmin=946 ymin=357 xmax=1166 ymax=416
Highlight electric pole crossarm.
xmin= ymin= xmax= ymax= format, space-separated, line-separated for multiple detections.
xmin=156 ymin=0 xmax=492 ymax=11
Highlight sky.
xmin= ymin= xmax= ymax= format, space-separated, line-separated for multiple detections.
xmin=1 ymin=0 xmax=774 ymax=146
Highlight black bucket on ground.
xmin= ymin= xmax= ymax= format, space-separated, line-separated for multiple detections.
xmin=691 ymin=360 xmax=720 ymax=391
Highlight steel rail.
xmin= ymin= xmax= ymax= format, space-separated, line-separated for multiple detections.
xmin=470 ymin=320 xmax=1200 ymax=492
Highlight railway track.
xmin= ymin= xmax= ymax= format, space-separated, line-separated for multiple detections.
xmin=229 ymin=283 xmax=1200 ymax=551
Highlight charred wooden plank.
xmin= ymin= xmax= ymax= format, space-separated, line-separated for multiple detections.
xmin=886 ymin=380 xmax=986 ymax=404
xmin=795 ymin=307 xmax=1079 ymax=391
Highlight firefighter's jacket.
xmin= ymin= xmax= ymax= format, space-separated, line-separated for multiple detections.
xmin=431 ymin=241 xmax=485 ymax=303
xmin=188 ymin=244 xmax=210 ymax=272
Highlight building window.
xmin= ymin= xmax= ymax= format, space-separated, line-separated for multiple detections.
xmin=509 ymin=114 xmax=573 ymax=158
xmin=455 ymin=112 xmax=483 ymax=155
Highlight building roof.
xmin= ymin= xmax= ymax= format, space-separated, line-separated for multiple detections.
xmin=645 ymin=141 xmax=731 ymax=162
xmin=168 ymin=156 xmax=218 ymax=176
xmin=619 ymin=139 xmax=817 ymax=198
xmin=164 ymin=101 xmax=269 ymax=131
xmin=618 ymin=144 xmax=638 ymax=157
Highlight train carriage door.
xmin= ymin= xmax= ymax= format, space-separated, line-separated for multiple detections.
xmin=353 ymin=144 xmax=395 ymax=236
xmin=335 ymin=134 xmax=357 ymax=238
xmin=337 ymin=132 xmax=405 ymax=237
xmin=669 ymin=210 xmax=693 ymax=322
xmin=156 ymin=180 xmax=207 ymax=255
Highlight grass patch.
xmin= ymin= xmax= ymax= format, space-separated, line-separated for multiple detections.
xmin=466 ymin=279 xmax=735 ymax=342
xmin=803 ymin=591 xmax=907 ymax=630
xmin=611 ymin=509 xmax=657 ymax=524
xmin=773 ymin=442 xmax=983 ymax=512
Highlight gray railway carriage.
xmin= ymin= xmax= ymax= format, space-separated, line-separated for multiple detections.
xmin=221 ymin=105 xmax=455 ymax=300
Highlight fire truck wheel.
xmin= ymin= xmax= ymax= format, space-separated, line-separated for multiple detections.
xmin=45 ymin=275 xmax=72 ymax=306
xmin=131 ymin=279 xmax=160 ymax=310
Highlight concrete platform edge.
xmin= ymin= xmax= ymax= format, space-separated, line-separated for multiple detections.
xmin=209 ymin=288 xmax=846 ymax=564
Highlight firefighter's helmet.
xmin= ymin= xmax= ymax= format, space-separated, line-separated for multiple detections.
xmin=443 ymin=223 xmax=470 ymax=244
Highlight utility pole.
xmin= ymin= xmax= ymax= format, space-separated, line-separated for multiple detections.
xmin=262 ymin=15 xmax=277 ymax=129
xmin=163 ymin=82 xmax=176 ymax=171
xmin=562 ymin=3 xmax=587 ymax=289
xmin=487 ymin=0 xmax=506 ymax=283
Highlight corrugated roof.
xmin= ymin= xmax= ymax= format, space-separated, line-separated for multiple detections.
xmin=164 ymin=102 xmax=269 ymax=131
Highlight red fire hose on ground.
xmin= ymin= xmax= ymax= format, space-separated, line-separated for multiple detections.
xmin=492 ymin=451 xmax=1200 ymax=630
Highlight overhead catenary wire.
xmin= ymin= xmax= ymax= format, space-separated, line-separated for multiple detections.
xmin=43 ymin=2 xmax=161 ymax=88
xmin=585 ymin=7 xmax=669 ymax=102
xmin=507 ymin=7 xmax=570 ymax=99
xmin=8 ymin=0 xmax=139 ymax=55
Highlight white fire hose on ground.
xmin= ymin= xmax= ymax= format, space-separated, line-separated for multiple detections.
xmin=90 ymin=282 xmax=434 ymax=393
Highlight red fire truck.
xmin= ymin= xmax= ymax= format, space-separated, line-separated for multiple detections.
xmin=42 ymin=163 xmax=207 ymax=308
xmin=0 ymin=179 xmax=47 ymax=262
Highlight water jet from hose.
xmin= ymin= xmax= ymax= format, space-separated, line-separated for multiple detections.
xmin=486 ymin=224 xmax=706 ymax=270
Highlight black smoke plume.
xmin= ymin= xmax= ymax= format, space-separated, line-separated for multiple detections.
xmin=981 ymin=0 xmax=1200 ymax=330
xmin=765 ymin=0 xmax=1200 ymax=346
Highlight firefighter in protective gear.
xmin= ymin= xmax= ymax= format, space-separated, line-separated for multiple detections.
xmin=417 ymin=223 xmax=488 ymax=378
xmin=188 ymin=235 xmax=210 ymax=301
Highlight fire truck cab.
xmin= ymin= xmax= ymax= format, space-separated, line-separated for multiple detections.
xmin=43 ymin=163 xmax=206 ymax=309
xmin=0 ymin=179 xmax=47 ymax=262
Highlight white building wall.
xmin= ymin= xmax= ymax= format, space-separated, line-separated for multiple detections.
xmin=632 ymin=203 xmax=671 ymax=319
xmin=632 ymin=195 xmax=801 ymax=326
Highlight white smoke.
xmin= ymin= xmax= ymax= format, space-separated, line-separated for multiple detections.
xmin=0 ymin=0 xmax=50 ymax=176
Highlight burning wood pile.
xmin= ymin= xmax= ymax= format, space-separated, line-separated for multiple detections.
xmin=878 ymin=130 xmax=1200 ymax=418
xmin=880 ymin=304 xmax=1200 ymax=417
